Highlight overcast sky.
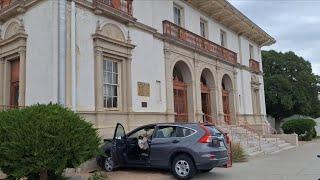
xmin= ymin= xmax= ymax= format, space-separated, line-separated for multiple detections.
xmin=229 ymin=0 xmax=320 ymax=75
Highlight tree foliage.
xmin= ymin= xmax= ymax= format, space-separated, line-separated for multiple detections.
xmin=0 ymin=104 xmax=101 ymax=180
xmin=262 ymin=50 xmax=320 ymax=120
xmin=281 ymin=119 xmax=317 ymax=141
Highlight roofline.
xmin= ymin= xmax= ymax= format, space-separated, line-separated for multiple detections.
xmin=185 ymin=0 xmax=276 ymax=46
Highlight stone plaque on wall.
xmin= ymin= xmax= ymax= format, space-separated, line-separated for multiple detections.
xmin=137 ymin=82 xmax=150 ymax=97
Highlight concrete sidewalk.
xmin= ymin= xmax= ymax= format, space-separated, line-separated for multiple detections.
xmin=105 ymin=140 xmax=320 ymax=180
xmin=1 ymin=140 xmax=319 ymax=180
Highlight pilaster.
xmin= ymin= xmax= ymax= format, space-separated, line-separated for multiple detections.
xmin=18 ymin=48 xmax=26 ymax=106
xmin=94 ymin=50 xmax=104 ymax=111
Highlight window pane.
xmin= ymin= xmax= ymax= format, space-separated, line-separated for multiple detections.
xmin=113 ymin=62 xmax=118 ymax=73
xmin=107 ymin=61 xmax=112 ymax=72
xmin=113 ymin=85 xmax=118 ymax=96
xmin=103 ymin=97 xmax=107 ymax=108
xmin=113 ymin=97 xmax=118 ymax=108
xmin=103 ymin=61 xmax=107 ymax=71
xmin=113 ymin=74 xmax=118 ymax=84
xmin=107 ymin=72 xmax=112 ymax=83
xmin=107 ymin=85 xmax=112 ymax=96
xmin=156 ymin=126 xmax=176 ymax=138
xmin=103 ymin=72 xmax=107 ymax=83
xmin=103 ymin=85 xmax=107 ymax=96
xmin=107 ymin=97 xmax=112 ymax=108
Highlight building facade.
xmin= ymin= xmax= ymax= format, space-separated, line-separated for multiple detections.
xmin=0 ymin=0 xmax=275 ymax=138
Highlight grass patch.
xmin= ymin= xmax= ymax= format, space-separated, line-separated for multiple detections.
xmin=231 ymin=143 xmax=248 ymax=163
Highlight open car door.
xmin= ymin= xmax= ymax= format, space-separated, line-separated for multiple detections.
xmin=111 ymin=123 xmax=126 ymax=168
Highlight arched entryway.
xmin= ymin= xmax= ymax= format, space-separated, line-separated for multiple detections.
xmin=222 ymin=74 xmax=233 ymax=125
xmin=200 ymin=68 xmax=216 ymax=123
xmin=172 ymin=61 xmax=193 ymax=122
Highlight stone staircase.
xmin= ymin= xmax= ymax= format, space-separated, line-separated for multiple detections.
xmin=217 ymin=125 xmax=296 ymax=156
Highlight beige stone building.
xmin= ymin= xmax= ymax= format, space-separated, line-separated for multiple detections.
xmin=0 ymin=0 xmax=276 ymax=138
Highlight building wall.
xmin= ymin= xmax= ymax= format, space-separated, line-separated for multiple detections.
xmin=0 ymin=0 xmax=58 ymax=105
xmin=0 ymin=0 xmax=270 ymax=138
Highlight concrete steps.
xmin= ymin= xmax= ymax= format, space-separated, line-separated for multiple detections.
xmin=217 ymin=125 xmax=297 ymax=157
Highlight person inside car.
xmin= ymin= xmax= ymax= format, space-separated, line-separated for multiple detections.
xmin=138 ymin=134 xmax=149 ymax=150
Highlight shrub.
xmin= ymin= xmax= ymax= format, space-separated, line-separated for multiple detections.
xmin=281 ymin=118 xmax=317 ymax=141
xmin=0 ymin=104 xmax=101 ymax=180
xmin=231 ymin=143 xmax=247 ymax=163
xmin=88 ymin=172 xmax=106 ymax=180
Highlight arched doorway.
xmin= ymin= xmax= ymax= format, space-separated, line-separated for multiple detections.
xmin=222 ymin=75 xmax=233 ymax=125
xmin=172 ymin=61 xmax=192 ymax=122
xmin=200 ymin=68 xmax=216 ymax=123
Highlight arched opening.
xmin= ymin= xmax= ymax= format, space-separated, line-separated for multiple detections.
xmin=172 ymin=61 xmax=192 ymax=122
xmin=200 ymin=68 xmax=216 ymax=123
xmin=222 ymin=74 xmax=233 ymax=125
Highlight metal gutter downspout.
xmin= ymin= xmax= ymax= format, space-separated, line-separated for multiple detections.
xmin=71 ymin=1 xmax=77 ymax=111
xmin=58 ymin=0 xmax=66 ymax=106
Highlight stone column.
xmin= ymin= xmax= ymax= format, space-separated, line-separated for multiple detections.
xmin=164 ymin=48 xmax=175 ymax=122
xmin=194 ymin=62 xmax=203 ymax=122
xmin=0 ymin=58 xmax=4 ymax=106
xmin=3 ymin=60 xmax=10 ymax=106
xmin=216 ymin=66 xmax=224 ymax=121
xmin=18 ymin=49 xmax=26 ymax=106
xmin=125 ymin=57 xmax=133 ymax=112
xmin=232 ymin=71 xmax=239 ymax=124
xmin=94 ymin=50 xmax=104 ymax=111
xmin=209 ymin=86 xmax=218 ymax=120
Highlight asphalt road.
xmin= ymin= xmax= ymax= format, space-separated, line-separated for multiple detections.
xmin=107 ymin=140 xmax=320 ymax=180
xmin=2 ymin=140 xmax=319 ymax=180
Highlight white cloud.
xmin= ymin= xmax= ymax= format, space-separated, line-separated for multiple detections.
xmin=229 ymin=0 xmax=320 ymax=75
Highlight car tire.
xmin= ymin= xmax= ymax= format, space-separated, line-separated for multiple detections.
xmin=200 ymin=168 xmax=213 ymax=173
xmin=103 ymin=156 xmax=114 ymax=172
xmin=171 ymin=154 xmax=196 ymax=180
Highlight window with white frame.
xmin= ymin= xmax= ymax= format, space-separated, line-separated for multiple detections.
xmin=173 ymin=4 xmax=183 ymax=26
xmin=249 ymin=44 xmax=254 ymax=59
xmin=200 ymin=19 xmax=208 ymax=38
xmin=220 ymin=30 xmax=227 ymax=47
xmin=103 ymin=60 xmax=119 ymax=109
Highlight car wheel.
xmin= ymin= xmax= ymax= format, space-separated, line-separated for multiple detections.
xmin=171 ymin=155 xmax=196 ymax=180
xmin=200 ymin=168 xmax=213 ymax=173
xmin=103 ymin=156 xmax=114 ymax=172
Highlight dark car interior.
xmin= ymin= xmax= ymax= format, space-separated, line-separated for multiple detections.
xmin=124 ymin=125 xmax=156 ymax=164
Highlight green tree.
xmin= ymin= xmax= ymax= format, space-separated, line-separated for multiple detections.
xmin=262 ymin=50 xmax=320 ymax=122
xmin=0 ymin=104 xmax=101 ymax=180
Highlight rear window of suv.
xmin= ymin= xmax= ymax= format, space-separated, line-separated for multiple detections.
xmin=204 ymin=125 xmax=223 ymax=136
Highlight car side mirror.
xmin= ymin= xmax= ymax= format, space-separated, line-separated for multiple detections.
xmin=317 ymin=155 xmax=320 ymax=158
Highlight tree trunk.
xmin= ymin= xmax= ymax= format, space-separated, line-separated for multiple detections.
xmin=39 ymin=169 xmax=48 ymax=180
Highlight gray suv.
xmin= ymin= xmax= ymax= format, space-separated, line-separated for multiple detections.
xmin=96 ymin=123 xmax=229 ymax=179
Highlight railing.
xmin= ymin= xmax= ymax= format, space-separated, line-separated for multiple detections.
xmin=249 ymin=59 xmax=260 ymax=72
xmin=93 ymin=0 xmax=133 ymax=16
xmin=163 ymin=20 xmax=237 ymax=65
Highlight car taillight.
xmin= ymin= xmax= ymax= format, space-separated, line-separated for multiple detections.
xmin=198 ymin=126 xmax=212 ymax=143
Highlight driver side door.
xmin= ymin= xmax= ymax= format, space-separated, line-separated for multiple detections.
xmin=111 ymin=123 xmax=126 ymax=167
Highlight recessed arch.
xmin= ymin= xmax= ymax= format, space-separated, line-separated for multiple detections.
xmin=172 ymin=60 xmax=194 ymax=122
xmin=221 ymin=74 xmax=234 ymax=124
xmin=200 ymin=68 xmax=217 ymax=123
xmin=100 ymin=23 xmax=126 ymax=42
